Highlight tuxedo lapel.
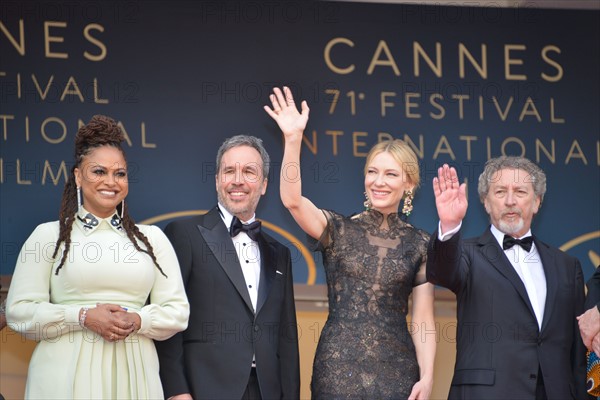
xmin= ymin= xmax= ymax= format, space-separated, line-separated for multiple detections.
xmin=477 ymin=228 xmax=537 ymax=319
xmin=535 ymin=237 xmax=557 ymax=333
xmin=256 ymin=232 xmax=276 ymax=315
xmin=196 ymin=207 xmax=254 ymax=313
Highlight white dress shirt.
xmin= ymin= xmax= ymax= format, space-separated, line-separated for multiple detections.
xmin=219 ymin=204 xmax=262 ymax=368
xmin=218 ymin=204 xmax=261 ymax=313
xmin=439 ymin=222 xmax=547 ymax=330
xmin=489 ymin=225 xmax=546 ymax=330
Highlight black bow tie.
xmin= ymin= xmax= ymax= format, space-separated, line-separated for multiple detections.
xmin=503 ymin=235 xmax=533 ymax=252
xmin=229 ymin=216 xmax=261 ymax=241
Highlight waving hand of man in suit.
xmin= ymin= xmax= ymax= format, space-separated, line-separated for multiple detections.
xmin=427 ymin=158 xmax=588 ymax=400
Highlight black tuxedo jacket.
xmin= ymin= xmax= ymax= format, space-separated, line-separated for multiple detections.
xmin=585 ymin=266 xmax=600 ymax=311
xmin=155 ymin=207 xmax=300 ymax=400
xmin=426 ymin=226 xmax=588 ymax=400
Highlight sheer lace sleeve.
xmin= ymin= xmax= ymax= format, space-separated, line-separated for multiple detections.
xmin=412 ymin=228 xmax=431 ymax=287
xmin=306 ymin=209 xmax=340 ymax=252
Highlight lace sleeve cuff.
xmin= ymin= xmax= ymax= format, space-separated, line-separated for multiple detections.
xmin=307 ymin=209 xmax=334 ymax=252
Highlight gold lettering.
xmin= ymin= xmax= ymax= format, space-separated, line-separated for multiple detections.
xmin=60 ymin=76 xmax=84 ymax=102
xmin=405 ymin=93 xmax=421 ymax=118
xmin=403 ymin=134 xmax=424 ymax=159
xmin=303 ymin=130 xmax=318 ymax=155
xmin=353 ymin=132 xmax=369 ymax=157
xmin=93 ymin=78 xmax=109 ymax=104
xmin=141 ymin=122 xmax=156 ymax=148
xmin=459 ymin=136 xmax=478 ymax=161
xmin=31 ymin=74 xmax=54 ymax=100
xmin=518 ymin=97 xmax=541 ymax=122
xmin=478 ymin=96 xmax=484 ymax=120
xmin=541 ymin=45 xmax=563 ymax=82
xmin=459 ymin=43 xmax=487 ymax=79
xmin=549 ymin=98 xmax=564 ymax=123
xmin=41 ymin=117 xmax=67 ymax=144
xmin=381 ymin=92 xmax=396 ymax=117
xmin=0 ymin=115 xmax=15 ymax=140
xmin=0 ymin=19 xmax=25 ymax=55
xmin=378 ymin=132 xmax=394 ymax=142
xmin=492 ymin=96 xmax=514 ymax=121
xmin=565 ymin=140 xmax=588 ymax=165
xmin=324 ymin=37 xmax=355 ymax=75
xmin=16 ymin=159 xmax=32 ymax=185
xmin=414 ymin=42 xmax=442 ymax=77
xmin=504 ymin=44 xmax=526 ymax=81
xmin=451 ymin=94 xmax=470 ymax=120
xmin=433 ymin=135 xmax=456 ymax=160
xmin=83 ymin=24 xmax=107 ymax=62
xmin=535 ymin=139 xmax=555 ymax=163
xmin=429 ymin=94 xmax=445 ymax=120
xmin=44 ymin=21 xmax=68 ymax=59
xmin=118 ymin=122 xmax=133 ymax=147
xmin=326 ymin=130 xmax=344 ymax=155
xmin=367 ymin=40 xmax=400 ymax=76
xmin=42 ymin=160 xmax=67 ymax=185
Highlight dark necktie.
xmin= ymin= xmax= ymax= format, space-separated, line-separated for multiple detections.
xmin=229 ymin=216 xmax=261 ymax=241
xmin=503 ymin=235 xmax=533 ymax=252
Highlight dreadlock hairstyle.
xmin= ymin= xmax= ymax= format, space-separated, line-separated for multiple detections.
xmin=52 ymin=115 xmax=167 ymax=278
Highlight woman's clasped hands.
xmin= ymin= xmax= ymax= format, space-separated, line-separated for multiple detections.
xmin=80 ymin=303 xmax=141 ymax=342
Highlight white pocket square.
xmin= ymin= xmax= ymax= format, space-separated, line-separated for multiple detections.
xmin=276 ymin=270 xmax=283 ymax=275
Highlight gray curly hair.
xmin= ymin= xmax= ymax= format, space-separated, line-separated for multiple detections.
xmin=477 ymin=156 xmax=546 ymax=204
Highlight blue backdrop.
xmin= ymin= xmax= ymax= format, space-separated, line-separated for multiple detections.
xmin=1 ymin=1 xmax=599 ymax=284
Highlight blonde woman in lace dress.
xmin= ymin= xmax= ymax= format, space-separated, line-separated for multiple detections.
xmin=265 ymin=87 xmax=436 ymax=399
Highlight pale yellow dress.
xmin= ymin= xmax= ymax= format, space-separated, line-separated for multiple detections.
xmin=6 ymin=208 xmax=190 ymax=399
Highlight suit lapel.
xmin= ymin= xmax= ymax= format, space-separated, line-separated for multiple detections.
xmin=256 ymin=232 xmax=276 ymax=315
xmin=478 ymin=228 xmax=537 ymax=320
xmin=196 ymin=207 xmax=254 ymax=313
xmin=535 ymin=237 xmax=557 ymax=333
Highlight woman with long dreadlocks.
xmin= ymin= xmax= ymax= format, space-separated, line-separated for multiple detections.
xmin=6 ymin=115 xmax=189 ymax=399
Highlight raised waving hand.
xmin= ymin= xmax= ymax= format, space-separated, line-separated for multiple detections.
xmin=433 ymin=164 xmax=468 ymax=234
xmin=264 ymin=86 xmax=309 ymax=142
xmin=264 ymin=87 xmax=326 ymax=240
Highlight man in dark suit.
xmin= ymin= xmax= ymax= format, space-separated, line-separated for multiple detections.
xmin=156 ymin=135 xmax=300 ymax=400
xmin=580 ymin=267 xmax=600 ymax=356
xmin=427 ymin=157 xmax=588 ymax=399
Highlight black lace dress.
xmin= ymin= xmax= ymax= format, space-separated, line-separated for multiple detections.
xmin=310 ymin=209 xmax=430 ymax=399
